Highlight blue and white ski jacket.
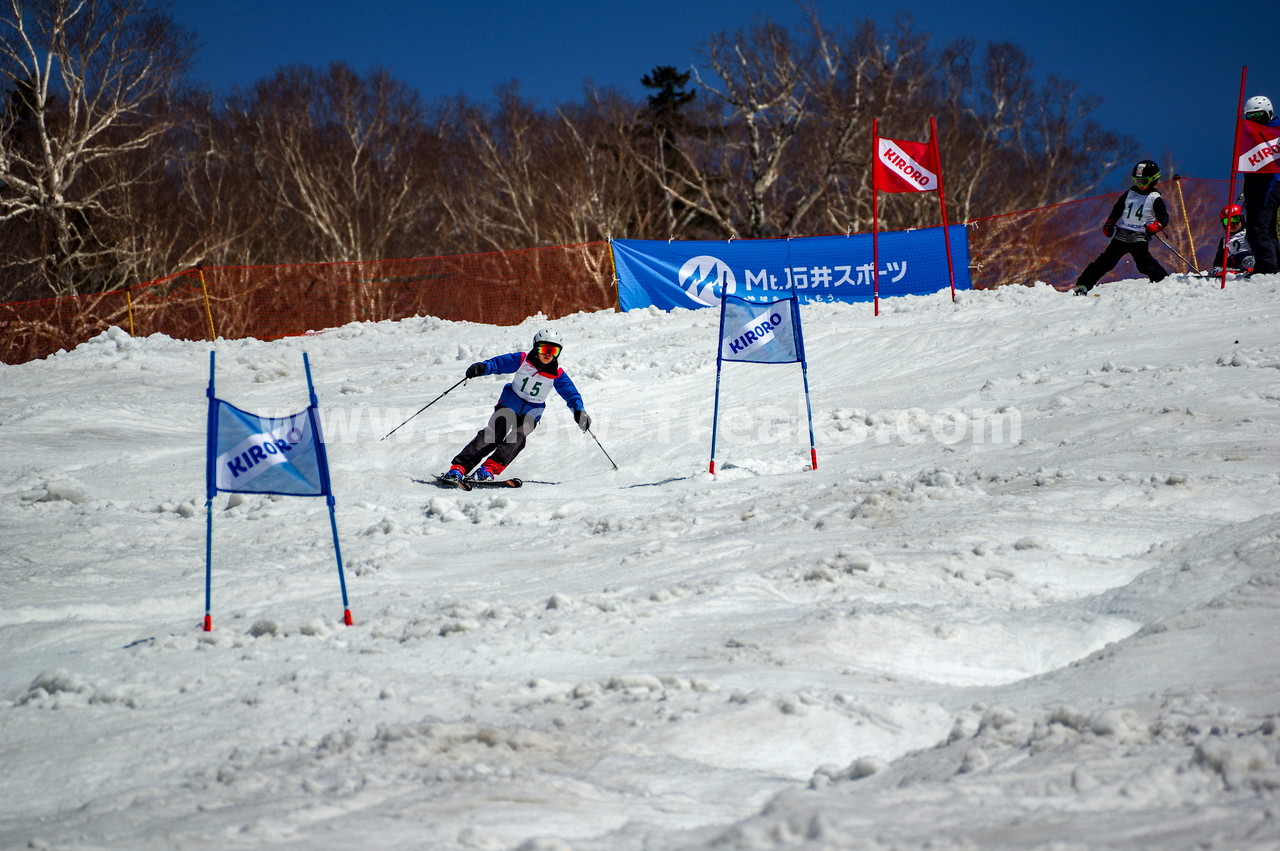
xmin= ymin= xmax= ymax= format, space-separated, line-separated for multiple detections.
xmin=474 ymin=351 xmax=584 ymax=419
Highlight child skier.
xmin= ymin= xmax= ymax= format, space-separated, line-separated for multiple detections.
xmin=1073 ymin=160 xmax=1170 ymax=295
xmin=440 ymin=328 xmax=590 ymax=484
xmin=1240 ymin=95 xmax=1280 ymax=274
xmin=1210 ymin=203 xmax=1254 ymax=276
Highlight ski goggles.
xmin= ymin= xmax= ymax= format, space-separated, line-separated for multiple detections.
xmin=1133 ymin=174 xmax=1159 ymax=188
xmin=534 ymin=342 xmax=561 ymax=357
xmin=1222 ymin=214 xmax=1243 ymax=226
xmin=1244 ymin=110 xmax=1270 ymax=123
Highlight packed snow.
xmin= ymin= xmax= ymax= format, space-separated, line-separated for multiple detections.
xmin=3 ymin=273 xmax=1280 ymax=850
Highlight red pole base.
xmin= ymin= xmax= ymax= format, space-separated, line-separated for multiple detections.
xmin=203 ymin=614 xmax=212 ymax=632
xmin=708 ymin=460 xmax=716 ymax=475
xmin=810 ymin=449 xmax=818 ymax=471
xmin=343 ymin=609 xmax=353 ymax=626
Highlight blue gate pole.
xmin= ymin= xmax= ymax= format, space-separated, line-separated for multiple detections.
xmin=793 ymin=299 xmax=818 ymax=471
xmin=801 ymin=363 xmax=818 ymax=471
xmin=204 ymin=350 xmax=217 ymax=631
xmin=708 ymin=292 xmax=730 ymax=475
xmin=709 ymin=368 xmax=724 ymax=475
xmin=304 ymin=353 xmax=353 ymax=626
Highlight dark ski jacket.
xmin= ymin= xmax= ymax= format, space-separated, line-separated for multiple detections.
xmin=1105 ymin=186 xmax=1170 ymax=243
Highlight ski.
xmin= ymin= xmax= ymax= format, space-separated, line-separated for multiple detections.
xmin=463 ymin=473 xmax=522 ymax=488
xmin=420 ymin=475 xmax=525 ymax=490
xmin=1189 ymin=270 xmax=1251 ymax=280
xmin=467 ymin=477 xmax=523 ymax=488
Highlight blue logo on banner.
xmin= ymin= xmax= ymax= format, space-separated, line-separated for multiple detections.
xmin=613 ymin=226 xmax=970 ymax=311
xmin=680 ymin=255 xmax=738 ymax=303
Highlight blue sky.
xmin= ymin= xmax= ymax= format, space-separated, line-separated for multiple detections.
xmin=165 ymin=0 xmax=1275 ymax=190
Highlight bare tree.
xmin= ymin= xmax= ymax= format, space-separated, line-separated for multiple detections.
xmin=619 ymin=14 xmax=1132 ymax=242
xmin=0 ymin=0 xmax=193 ymax=297
xmin=437 ymin=86 xmax=551 ymax=252
xmin=675 ymin=22 xmax=810 ymax=239
xmin=159 ymin=93 xmax=269 ymax=269
xmin=224 ymin=63 xmax=437 ymax=265
xmin=75 ymin=89 xmax=266 ymax=287
xmin=630 ymin=65 xmax=714 ymax=237
xmin=628 ymin=16 xmax=941 ymax=239
xmin=435 ymin=85 xmax=651 ymax=253
xmin=790 ymin=15 xmax=937 ymax=235
xmin=936 ymin=42 xmax=1131 ymax=224
xmin=550 ymin=90 xmax=663 ymax=245
xmin=620 ymin=25 xmax=811 ymax=240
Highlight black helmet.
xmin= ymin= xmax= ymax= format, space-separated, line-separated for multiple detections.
xmin=1132 ymin=160 xmax=1161 ymax=187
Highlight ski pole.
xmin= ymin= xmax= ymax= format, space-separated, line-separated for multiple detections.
xmin=380 ymin=377 xmax=467 ymax=441
xmin=1154 ymin=232 xmax=1198 ymax=273
xmin=585 ymin=426 xmax=618 ymax=470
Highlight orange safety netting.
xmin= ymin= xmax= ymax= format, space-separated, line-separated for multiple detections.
xmin=0 ymin=177 xmax=1239 ymax=365
xmin=969 ymin=176 xmax=1231 ymax=289
xmin=1 ymin=242 xmax=616 ymax=365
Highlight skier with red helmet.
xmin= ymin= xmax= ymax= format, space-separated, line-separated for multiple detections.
xmin=440 ymin=328 xmax=590 ymax=485
xmin=1210 ymin=203 xmax=1254 ymax=276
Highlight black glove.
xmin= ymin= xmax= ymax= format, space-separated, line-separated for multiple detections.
xmin=574 ymin=409 xmax=591 ymax=432
xmin=465 ymin=363 xmax=485 ymax=379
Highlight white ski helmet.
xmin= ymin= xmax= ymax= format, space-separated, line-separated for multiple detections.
xmin=1244 ymin=95 xmax=1273 ymax=122
xmin=532 ymin=328 xmax=564 ymax=350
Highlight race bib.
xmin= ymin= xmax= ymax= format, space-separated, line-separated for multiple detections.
xmin=1116 ymin=190 xmax=1159 ymax=232
xmin=510 ymin=357 xmax=558 ymax=403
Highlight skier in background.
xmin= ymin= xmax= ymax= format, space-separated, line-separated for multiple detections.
xmin=1240 ymin=95 xmax=1280 ymax=275
xmin=1073 ymin=160 xmax=1170 ymax=295
xmin=1210 ymin=203 xmax=1254 ymax=276
xmin=441 ymin=328 xmax=590 ymax=483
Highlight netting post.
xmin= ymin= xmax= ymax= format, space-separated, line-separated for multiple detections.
xmin=197 ymin=265 xmax=217 ymax=340
xmin=607 ymin=239 xmax=622 ymax=312
xmin=1172 ymin=176 xmax=1197 ymax=269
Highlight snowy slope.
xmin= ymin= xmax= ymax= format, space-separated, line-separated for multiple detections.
xmin=2 ymin=274 xmax=1280 ymax=850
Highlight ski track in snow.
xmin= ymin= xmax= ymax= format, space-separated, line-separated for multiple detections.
xmin=2 ymin=274 xmax=1280 ymax=849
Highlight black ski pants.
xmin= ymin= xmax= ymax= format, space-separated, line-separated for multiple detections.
xmin=1075 ymin=237 xmax=1168 ymax=290
xmin=450 ymin=406 xmax=539 ymax=474
xmin=1242 ymin=173 xmax=1280 ymax=274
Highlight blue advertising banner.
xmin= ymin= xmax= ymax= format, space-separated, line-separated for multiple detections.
xmin=613 ymin=226 xmax=970 ymax=311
